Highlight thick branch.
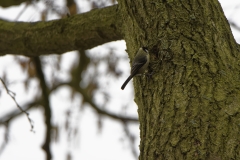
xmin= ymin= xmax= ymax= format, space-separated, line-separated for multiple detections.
xmin=0 ymin=5 xmax=123 ymax=56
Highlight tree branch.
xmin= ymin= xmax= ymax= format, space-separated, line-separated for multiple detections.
xmin=0 ymin=123 xmax=9 ymax=155
xmin=32 ymin=57 xmax=52 ymax=160
xmin=51 ymin=81 xmax=139 ymax=123
xmin=0 ymin=5 xmax=123 ymax=56
xmin=0 ymin=100 xmax=39 ymax=125
xmin=77 ymin=86 xmax=139 ymax=123
xmin=0 ymin=78 xmax=34 ymax=131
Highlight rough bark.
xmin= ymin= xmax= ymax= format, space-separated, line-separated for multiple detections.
xmin=0 ymin=5 xmax=122 ymax=56
xmin=117 ymin=0 xmax=240 ymax=159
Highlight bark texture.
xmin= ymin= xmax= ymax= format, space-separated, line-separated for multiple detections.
xmin=118 ymin=0 xmax=240 ymax=159
xmin=0 ymin=5 xmax=122 ymax=56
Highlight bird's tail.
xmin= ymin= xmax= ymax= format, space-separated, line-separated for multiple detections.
xmin=121 ymin=75 xmax=133 ymax=90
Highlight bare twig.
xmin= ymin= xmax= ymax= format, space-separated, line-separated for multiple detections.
xmin=0 ymin=78 xmax=34 ymax=132
xmin=0 ymin=100 xmax=39 ymax=125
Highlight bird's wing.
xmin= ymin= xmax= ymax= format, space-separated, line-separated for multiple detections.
xmin=131 ymin=55 xmax=147 ymax=75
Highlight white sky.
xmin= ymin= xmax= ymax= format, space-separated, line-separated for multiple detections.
xmin=0 ymin=0 xmax=240 ymax=160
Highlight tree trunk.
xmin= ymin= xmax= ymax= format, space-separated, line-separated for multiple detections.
xmin=118 ymin=0 xmax=240 ymax=159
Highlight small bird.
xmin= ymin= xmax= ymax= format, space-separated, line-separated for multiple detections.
xmin=121 ymin=47 xmax=150 ymax=90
